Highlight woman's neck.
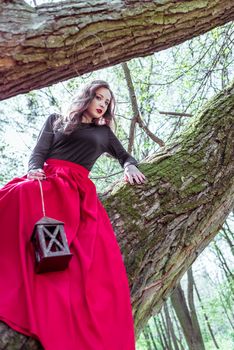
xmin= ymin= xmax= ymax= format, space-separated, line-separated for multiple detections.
xmin=81 ymin=113 xmax=93 ymax=124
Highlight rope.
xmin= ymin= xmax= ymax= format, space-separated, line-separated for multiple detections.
xmin=38 ymin=179 xmax=46 ymax=217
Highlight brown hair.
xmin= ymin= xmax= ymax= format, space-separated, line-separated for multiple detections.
xmin=54 ymin=80 xmax=116 ymax=134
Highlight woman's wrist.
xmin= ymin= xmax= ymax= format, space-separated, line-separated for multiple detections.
xmin=28 ymin=168 xmax=44 ymax=173
xmin=124 ymin=163 xmax=137 ymax=169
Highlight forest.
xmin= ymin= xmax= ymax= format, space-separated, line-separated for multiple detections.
xmin=0 ymin=0 xmax=233 ymax=349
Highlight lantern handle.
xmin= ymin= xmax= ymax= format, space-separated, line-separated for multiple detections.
xmin=38 ymin=179 xmax=46 ymax=217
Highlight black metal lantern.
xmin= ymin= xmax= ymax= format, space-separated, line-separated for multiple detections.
xmin=31 ymin=216 xmax=73 ymax=274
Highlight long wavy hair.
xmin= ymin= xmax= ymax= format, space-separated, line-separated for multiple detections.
xmin=54 ymin=80 xmax=116 ymax=134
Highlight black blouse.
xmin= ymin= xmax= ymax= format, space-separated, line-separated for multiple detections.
xmin=28 ymin=114 xmax=138 ymax=172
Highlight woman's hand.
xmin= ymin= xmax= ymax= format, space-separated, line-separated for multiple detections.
xmin=27 ymin=168 xmax=46 ymax=180
xmin=124 ymin=164 xmax=146 ymax=185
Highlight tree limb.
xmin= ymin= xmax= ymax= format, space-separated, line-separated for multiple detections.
xmin=0 ymin=0 xmax=234 ymax=100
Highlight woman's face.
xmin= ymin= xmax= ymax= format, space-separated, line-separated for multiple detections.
xmin=85 ymin=87 xmax=112 ymax=120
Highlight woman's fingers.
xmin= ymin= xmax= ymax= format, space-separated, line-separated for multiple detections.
xmin=27 ymin=169 xmax=46 ymax=180
xmin=124 ymin=165 xmax=146 ymax=185
xmin=124 ymin=172 xmax=146 ymax=185
xmin=27 ymin=174 xmax=46 ymax=180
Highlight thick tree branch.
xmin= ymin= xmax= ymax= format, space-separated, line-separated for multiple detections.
xmin=0 ymin=0 xmax=234 ymax=100
xmin=102 ymin=81 xmax=234 ymax=335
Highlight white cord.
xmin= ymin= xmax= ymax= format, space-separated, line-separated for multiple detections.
xmin=38 ymin=179 xmax=46 ymax=217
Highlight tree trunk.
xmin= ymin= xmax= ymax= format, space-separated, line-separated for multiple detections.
xmin=143 ymin=326 xmax=154 ymax=350
xmin=153 ymin=316 xmax=166 ymax=350
xmin=171 ymin=282 xmax=205 ymax=350
xmin=187 ymin=268 xmax=205 ymax=349
xmin=164 ymin=301 xmax=180 ymax=350
xmin=221 ymin=224 xmax=234 ymax=255
xmin=205 ymin=269 xmax=234 ymax=331
xmin=160 ymin=312 xmax=174 ymax=350
xmin=193 ymin=276 xmax=220 ymax=349
xmin=158 ymin=315 xmax=170 ymax=350
xmin=102 ymin=81 xmax=234 ymax=334
xmin=147 ymin=323 xmax=159 ymax=350
xmin=171 ymin=307 xmax=186 ymax=350
xmin=213 ymin=240 xmax=234 ymax=283
xmin=0 ymin=0 xmax=234 ymax=100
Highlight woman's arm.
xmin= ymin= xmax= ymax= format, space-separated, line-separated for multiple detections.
xmin=107 ymin=128 xmax=146 ymax=185
xmin=27 ymin=114 xmax=56 ymax=180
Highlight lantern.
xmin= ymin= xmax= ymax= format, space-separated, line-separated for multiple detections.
xmin=31 ymin=216 xmax=73 ymax=274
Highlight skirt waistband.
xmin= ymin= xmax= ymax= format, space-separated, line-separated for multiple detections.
xmin=45 ymin=159 xmax=90 ymax=177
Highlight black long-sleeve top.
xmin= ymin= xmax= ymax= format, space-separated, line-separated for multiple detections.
xmin=28 ymin=114 xmax=138 ymax=172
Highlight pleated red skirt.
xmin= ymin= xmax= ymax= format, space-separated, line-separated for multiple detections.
xmin=0 ymin=159 xmax=135 ymax=350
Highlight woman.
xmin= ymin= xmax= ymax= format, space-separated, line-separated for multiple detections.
xmin=0 ymin=80 xmax=145 ymax=350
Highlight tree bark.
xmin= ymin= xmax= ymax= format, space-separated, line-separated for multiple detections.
xmin=1 ymin=0 xmax=234 ymax=100
xmin=102 ymin=81 xmax=234 ymax=335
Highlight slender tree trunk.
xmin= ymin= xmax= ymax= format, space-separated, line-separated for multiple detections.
xmin=224 ymin=219 xmax=234 ymax=241
xmin=212 ymin=241 xmax=234 ymax=295
xmin=221 ymin=226 xmax=234 ymax=255
xmin=147 ymin=323 xmax=159 ymax=350
xmin=187 ymin=268 xmax=205 ymax=349
xmin=193 ymin=277 xmax=220 ymax=349
xmin=218 ymin=291 xmax=234 ymax=330
xmin=153 ymin=317 xmax=166 ymax=350
xmin=213 ymin=241 xmax=233 ymax=278
xmin=204 ymin=270 xmax=234 ymax=331
xmin=122 ymin=61 xmax=164 ymax=154
xmin=158 ymin=315 xmax=170 ymax=350
xmin=143 ymin=327 xmax=154 ymax=350
xmin=122 ymin=62 xmax=138 ymax=154
xmin=160 ymin=311 xmax=174 ymax=350
xmin=164 ymin=301 xmax=180 ymax=350
xmin=171 ymin=282 xmax=205 ymax=350
xmin=171 ymin=306 xmax=186 ymax=350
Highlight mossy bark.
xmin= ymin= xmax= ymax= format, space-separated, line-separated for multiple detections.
xmin=101 ymin=81 xmax=234 ymax=335
xmin=0 ymin=0 xmax=234 ymax=99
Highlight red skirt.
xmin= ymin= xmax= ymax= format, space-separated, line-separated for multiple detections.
xmin=0 ymin=159 xmax=135 ymax=350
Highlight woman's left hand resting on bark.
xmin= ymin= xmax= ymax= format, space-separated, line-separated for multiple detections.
xmin=27 ymin=168 xmax=46 ymax=180
xmin=124 ymin=164 xmax=146 ymax=185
